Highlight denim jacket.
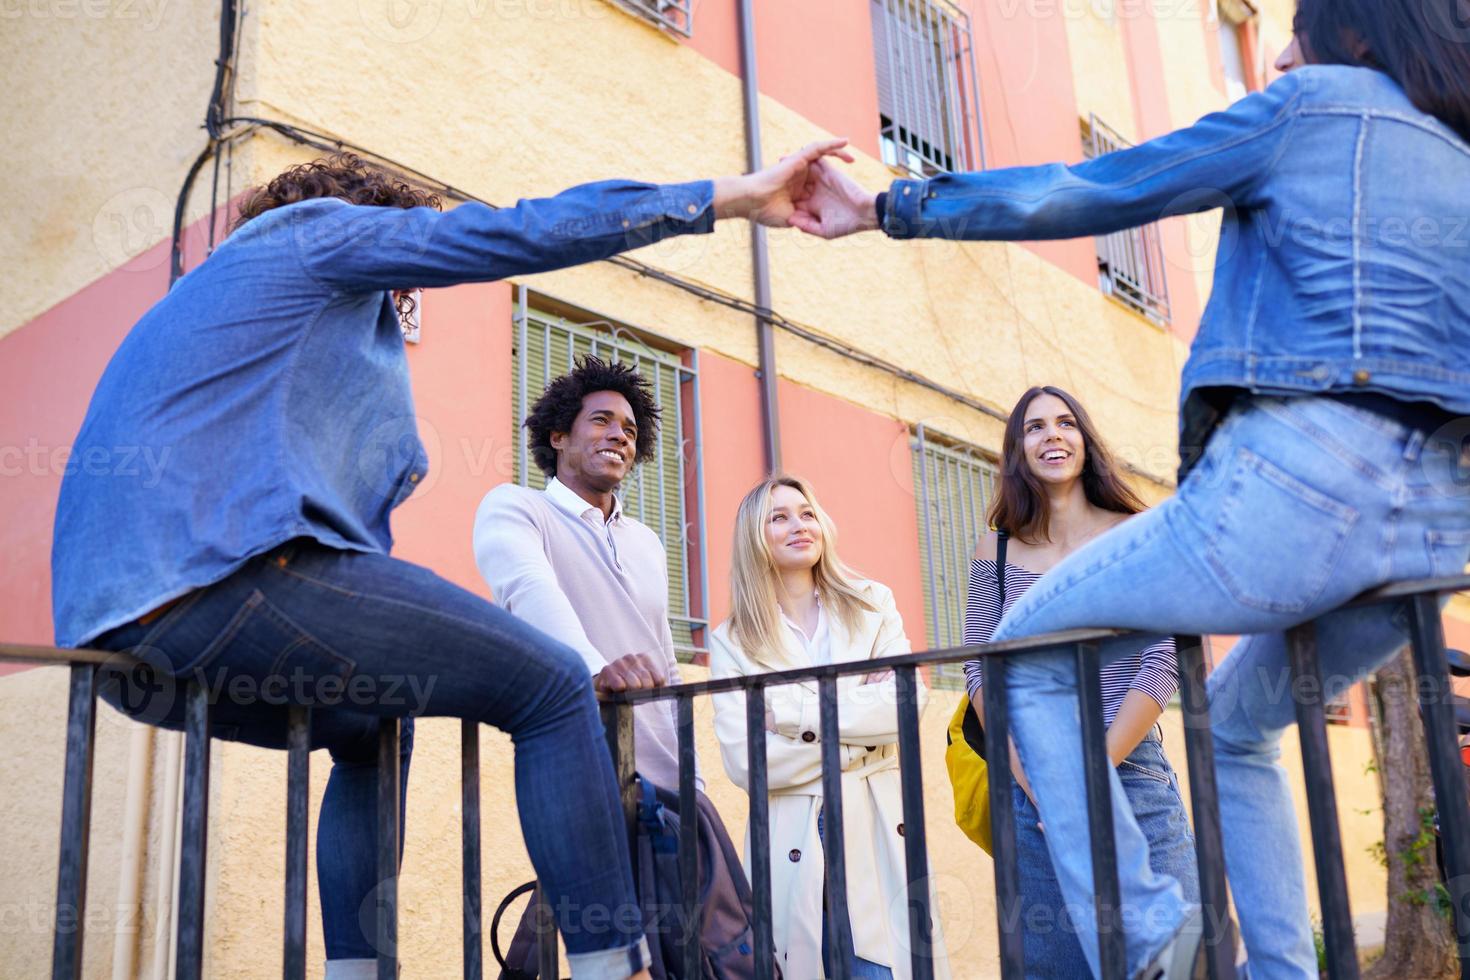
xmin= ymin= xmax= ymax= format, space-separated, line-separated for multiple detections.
xmin=884 ymin=66 xmax=1470 ymax=467
xmin=52 ymin=180 xmax=714 ymax=647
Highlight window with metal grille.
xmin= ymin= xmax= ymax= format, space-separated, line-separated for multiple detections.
xmin=608 ymin=0 xmax=691 ymax=37
xmin=1082 ymin=114 xmax=1172 ymax=326
xmin=511 ymin=288 xmax=709 ymax=662
xmin=912 ymin=425 xmax=1000 ymax=690
xmin=870 ymin=0 xmax=984 ymax=177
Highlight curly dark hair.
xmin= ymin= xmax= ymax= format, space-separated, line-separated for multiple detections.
xmin=233 ymin=152 xmax=441 ymax=230
xmin=524 ymin=355 xmax=662 ymax=478
xmin=232 ymin=152 xmax=442 ymax=322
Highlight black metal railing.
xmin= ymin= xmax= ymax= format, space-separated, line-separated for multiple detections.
xmin=11 ymin=572 xmax=1470 ymax=980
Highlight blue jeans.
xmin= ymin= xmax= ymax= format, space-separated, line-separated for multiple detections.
xmin=1012 ymin=733 xmax=1199 ymax=978
xmin=95 ymin=539 xmax=649 ymax=979
xmin=990 ymin=396 xmax=1470 ymax=979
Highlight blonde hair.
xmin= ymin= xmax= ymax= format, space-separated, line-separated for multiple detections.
xmin=727 ymin=475 xmax=877 ymax=669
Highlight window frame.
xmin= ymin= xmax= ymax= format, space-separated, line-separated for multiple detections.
xmin=607 ymin=0 xmax=692 ymax=38
xmin=911 ymin=423 xmax=1001 ymax=690
xmin=870 ymin=0 xmax=986 ymax=177
xmin=1081 ymin=114 xmax=1173 ymax=327
xmin=511 ymin=285 xmax=710 ymax=662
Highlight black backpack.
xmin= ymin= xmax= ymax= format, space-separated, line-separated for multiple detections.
xmin=494 ymin=776 xmax=776 ymax=980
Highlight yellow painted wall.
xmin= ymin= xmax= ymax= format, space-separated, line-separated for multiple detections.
xmin=1 ymin=2 xmax=240 ymax=342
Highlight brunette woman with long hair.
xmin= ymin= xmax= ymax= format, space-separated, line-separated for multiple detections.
xmin=962 ymin=387 xmax=1198 ymax=978
xmin=709 ymin=475 xmax=948 ymax=980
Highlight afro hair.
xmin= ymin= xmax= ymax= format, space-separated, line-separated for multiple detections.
xmin=523 ymin=355 xmax=662 ymax=478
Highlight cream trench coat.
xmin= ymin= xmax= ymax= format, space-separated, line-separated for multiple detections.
xmin=709 ymin=582 xmax=949 ymax=980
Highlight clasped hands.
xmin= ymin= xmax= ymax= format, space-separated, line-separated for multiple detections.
xmin=712 ymin=138 xmax=882 ymax=241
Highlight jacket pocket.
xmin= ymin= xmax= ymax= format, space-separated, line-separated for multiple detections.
xmin=1204 ymin=446 xmax=1359 ymax=613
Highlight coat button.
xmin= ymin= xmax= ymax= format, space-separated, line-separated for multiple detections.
xmin=1353 ymin=368 xmax=1371 ymax=385
xmin=408 ymin=472 xmax=421 ymax=484
xmin=789 ymin=849 xmax=802 ymax=862
xmin=897 ymin=823 xmax=905 ymax=837
xmin=801 ymin=731 xmax=816 ymax=743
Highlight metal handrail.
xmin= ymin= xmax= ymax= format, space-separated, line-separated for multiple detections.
xmin=32 ymin=572 xmax=1470 ymax=979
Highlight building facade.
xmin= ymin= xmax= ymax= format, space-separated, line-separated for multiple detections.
xmin=4 ymin=0 xmax=1462 ymax=974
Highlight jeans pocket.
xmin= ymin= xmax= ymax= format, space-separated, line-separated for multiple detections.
xmin=1426 ymin=529 xmax=1470 ymax=577
xmin=1204 ymin=446 xmax=1359 ymax=614
xmin=181 ymin=591 xmax=358 ymax=711
xmin=1117 ymin=758 xmax=1172 ymax=786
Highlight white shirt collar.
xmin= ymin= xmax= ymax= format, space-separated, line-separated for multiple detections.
xmin=544 ymin=476 xmax=622 ymax=525
xmin=779 ymin=593 xmax=829 ymax=663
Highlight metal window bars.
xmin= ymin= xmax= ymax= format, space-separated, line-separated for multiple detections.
xmin=870 ymin=0 xmax=985 ymax=177
xmin=912 ymin=424 xmax=1001 ymax=690
xmin=22 ymin=571 xmax=1470 ymax=979
xmin=608 ymin=0 xmax=692 ymax=38
xmin=512 ymin=287 xmax=710 ymax=661
xmin=1082 ymin=114 xmax=1173 ymax=326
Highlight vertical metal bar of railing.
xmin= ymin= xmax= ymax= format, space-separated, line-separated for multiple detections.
xmin=52 ymin=663 xmax=98 ymax=980
xmin=596 ymin=701 xmax=638 ymax=980
xmin=377 ymin=719 xmax=401 ymax=980
xmin=818 ymin=676 xmax=854 ymax=980
xmin=1285 ymin=623 xmax=1359 ymax=978
xmin=1173 ymin=635 xmax=1233 ymax=980
xmin=283 ymin=705 xmax=311 ymax=980
xmin=602 ymin=701 xmax=638 ymax=827
xmin=980 ymin=653 xmax=1023 ymax=978
xmin=176 ymin=681 xmax=212 ymax=980
xmin=677 ymin=694 xmax=701 ymax=978
xmin=1076 ymin=642 xmax=1125 ymax=980
xmin=462 ymin=721 xmax=484 ymax=980
xmin=1406 ymin=594 xmax=1470 ymax=970
xmin=534 ymin=884 xmax=558 ymax=980
xmin=745 ymin=685 xmax=775 ymax=980
xmin=894 ymin=666 xmax=935 ymax=980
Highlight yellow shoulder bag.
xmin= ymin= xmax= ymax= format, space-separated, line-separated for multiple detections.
xmin=943 ymin=529 xmax=1008 ymax=853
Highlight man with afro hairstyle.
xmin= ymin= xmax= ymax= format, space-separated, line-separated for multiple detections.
xmin=473 ymin=354 xmax=695 ymax=789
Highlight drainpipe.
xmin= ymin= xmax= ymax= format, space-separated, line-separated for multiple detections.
xmin=737 ymin=0 xmax=781 ymax=474
xmin=111 ymin=723 xmax=155 ymax=979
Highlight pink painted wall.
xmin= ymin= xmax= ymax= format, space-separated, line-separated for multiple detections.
xmin=776 ymin=379 xmax=930 ymax=653
xmin=967 ymin=0 xmax=1099 ymax=285
xmin=391 ymin=282 xmax=516 ymax=599
xmin=690 ymin=351 xmax=769 ymax=631
xmin=1117 ymin=0 xmax=1205 ymax=341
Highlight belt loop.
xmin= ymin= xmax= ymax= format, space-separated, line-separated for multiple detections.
xmin=1403 ymin=429 xmax=1426 ymax=463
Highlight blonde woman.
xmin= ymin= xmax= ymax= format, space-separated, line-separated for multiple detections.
xmin=710 ymin=476 xmax=948 ymax=980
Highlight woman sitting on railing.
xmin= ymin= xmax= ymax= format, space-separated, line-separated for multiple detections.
xmin=709 ymin=475 xmax=949 ymax=980
xmin=961 ymin=385 xmax=1199 ymax=977
xmin=789 ymin=0 xmax=1470 ymax=973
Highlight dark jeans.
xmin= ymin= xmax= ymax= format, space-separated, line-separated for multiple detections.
xmin=96 ymin=539 xmax=647 ymax=975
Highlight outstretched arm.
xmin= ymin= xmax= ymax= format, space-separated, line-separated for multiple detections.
xmin=793 ymin=70 xmax=1306 ymax=241
xmin=298 ymin=140 xmax=853 ymax=292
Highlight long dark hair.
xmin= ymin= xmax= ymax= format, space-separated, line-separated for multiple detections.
xmin=987 ymin=385 xmax=1145 ymax=544
xmin=1294 ymin=0 xmax=1470 ymax=143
